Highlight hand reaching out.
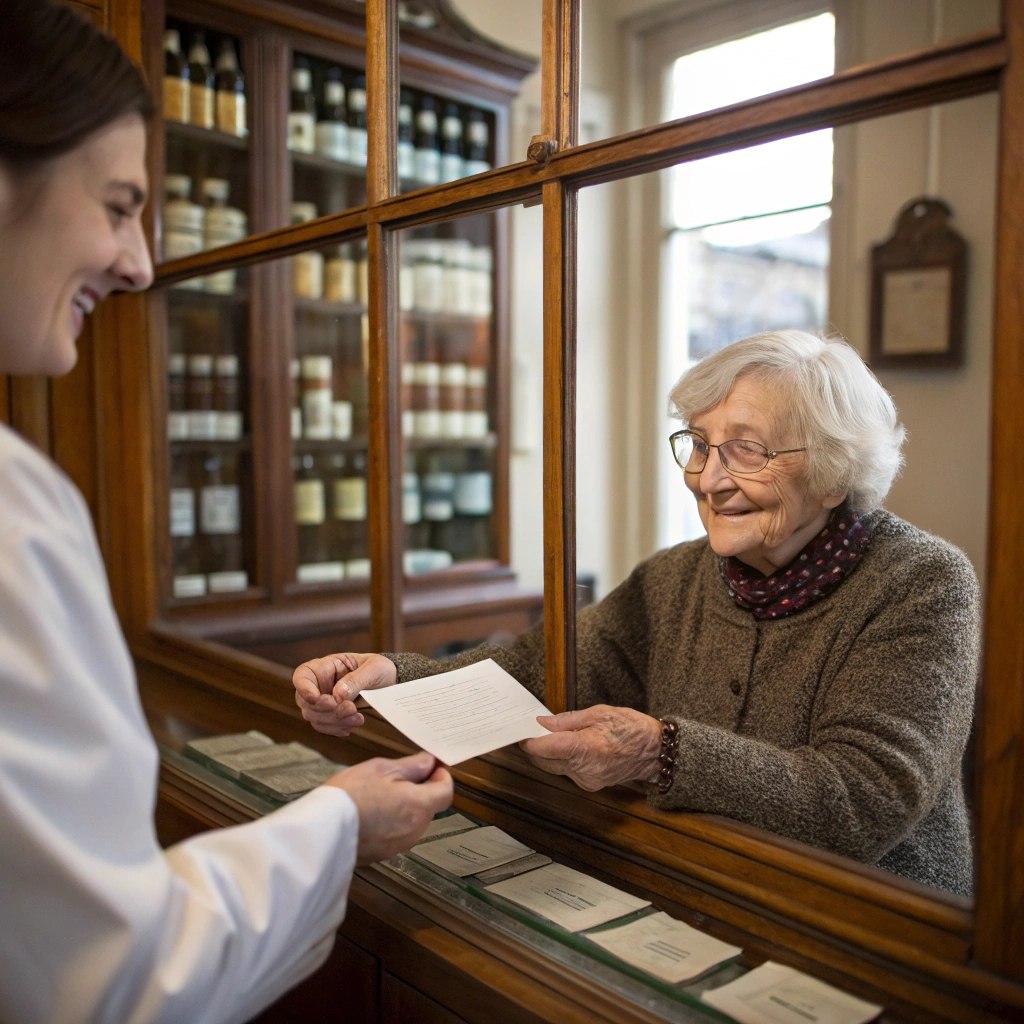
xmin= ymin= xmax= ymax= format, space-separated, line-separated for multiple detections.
xmin=293 ymin=652 xmax=397 ymax=737
xmin=322 ymin=750 xmax=453 ymax=863
xmin=519 ymin=705 xmax=663 ymax=792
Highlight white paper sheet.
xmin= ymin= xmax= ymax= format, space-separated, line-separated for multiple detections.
xmin=484 ymin=862 xmax=651 ymax=932
xmin=701 ymin=962 xmax=882 ymax=1024
xmin=586 ymin=911 xmax=742 ymax=984
xmin=360 ymin=658 xmax=552 ymax=765
xmin=412 ymin=825 xmax=534 ymax=877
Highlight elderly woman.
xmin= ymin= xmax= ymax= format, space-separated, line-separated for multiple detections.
xmin=295 ymin=330 xmax=979 ymax=896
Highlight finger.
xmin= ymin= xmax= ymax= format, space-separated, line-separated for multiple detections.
xmin=534 ymin=708 xmax=598 ymax=733
xmin=292 ymin=654 xmax=348 ymax=699
xmin=332 ymin=657 xmax=393 ymax=702
xmin=389 ymin=750 xmax=441 ymax=782
xmin=519 ymin=732 xmax=577 ymax=758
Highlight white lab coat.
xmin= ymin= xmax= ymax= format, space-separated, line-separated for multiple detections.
xmin=0 ymin=424 xmax=359 ymax=1024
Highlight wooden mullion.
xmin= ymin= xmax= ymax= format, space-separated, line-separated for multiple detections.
xmin=974 ymin=0 xmax=1024 ymax=980
xmin=541 ymin=179 xmax=576 ymax=714
xmin=364 ymin=0 xmax=396 ymax=205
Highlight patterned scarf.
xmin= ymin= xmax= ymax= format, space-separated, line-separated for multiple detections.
xmin=719 ymin=505 xmax=872 ymax=620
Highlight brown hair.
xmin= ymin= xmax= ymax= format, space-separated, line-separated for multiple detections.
xmin=0 ymin=0 xmax=153 ymax=167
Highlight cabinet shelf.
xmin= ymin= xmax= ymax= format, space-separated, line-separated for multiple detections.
xmin=165 ymin=118 xmax=248 ymax=151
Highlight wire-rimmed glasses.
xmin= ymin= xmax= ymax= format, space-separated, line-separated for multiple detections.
xmin=669 ymin=429 xmax=807 ymax=475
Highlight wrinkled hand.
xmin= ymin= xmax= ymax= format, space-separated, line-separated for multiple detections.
xmin=322 ymin=750 xmax=453 ymax=864
xmin=293 ymin=652 xmax=397 ymax=737
xmin=519 ymin=705 xmax=663 ymax=792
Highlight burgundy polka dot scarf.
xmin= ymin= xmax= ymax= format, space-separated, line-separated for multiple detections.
xmin=719 ymin=505 xmax=872 ymax=620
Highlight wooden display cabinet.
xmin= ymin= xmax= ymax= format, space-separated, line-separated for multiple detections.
xmin=146 ymin=0 xmax=540 ymax=662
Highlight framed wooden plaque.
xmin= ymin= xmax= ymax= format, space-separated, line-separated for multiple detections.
xmin=868 ymin=196 xmax=968 ymax=368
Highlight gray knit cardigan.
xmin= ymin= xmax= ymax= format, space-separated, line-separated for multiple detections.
xmin=391 ymin=510 xmax=979 ymax=896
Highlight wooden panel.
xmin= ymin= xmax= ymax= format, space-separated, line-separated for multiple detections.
xmin=381 ymin=973 xmax=466 ymax=1024
xmin=973 ymin=0 xmax=1024 ymax=981
xmin=7 ymin=377 xmax=51 ymax=455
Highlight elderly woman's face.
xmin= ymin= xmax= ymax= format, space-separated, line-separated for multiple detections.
xmin=685 ymin=377 xmax=843 ymax=576
xmin=0 ymin=114 xmax=152 ymax=377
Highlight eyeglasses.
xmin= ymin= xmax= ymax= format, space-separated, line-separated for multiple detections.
xmin=669 ymin=429 xmax=807 ymax=475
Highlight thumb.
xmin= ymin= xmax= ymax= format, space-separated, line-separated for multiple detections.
xmin=333 ymin=656 xmax=395 ymax=701
xmin=389 ymin=750 xmax=442 ymax=782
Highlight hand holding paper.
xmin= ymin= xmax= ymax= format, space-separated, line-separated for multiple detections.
xmin=360 ymin=659 xmax=553 ymax=765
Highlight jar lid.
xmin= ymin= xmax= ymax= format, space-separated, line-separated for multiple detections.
xmin=291 ymin=201 xmax=319 ymax=224
xmin=300 ymin=354 xmax=332 ymax=378
xmin=165 ymin=173 xmax=192 ymax=199
xmin=201 ymin=177 xmax=230 ymax=202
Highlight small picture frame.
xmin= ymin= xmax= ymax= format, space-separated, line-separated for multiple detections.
xmin=868 ymin=197 xmax=968 ymax=369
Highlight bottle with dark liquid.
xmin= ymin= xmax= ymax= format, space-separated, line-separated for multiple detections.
xmin=346 ymin=73 xmax=368 ymax=167
xmin=463 ymin=108 xmax=492 ymax=176
xmin=397 ymin=89 xmax=416 ymax=181
xmin=439 ymin=102 xmax=465 ymax=183
xmin=334 ymin=449 xmax=370 ymax=579
xmin=199 ymin=453 xmax=247 ymax=593
xmin=214 ymin=38 xmax=246 ymax=136
xmin=186 ymin=31 xmax=214 ymax=129
xmin=170 ymin=454 xmax=205 ymax=598
xmin=163 ymin=27 xmax=189 ymax=123
xmin=413 ymin=95 xmax=441 ymax=185
xmin=295 ymin=453 xmax=340 ymax=581
xmin=287 ymin=58 xmax=316 ymax=153
xmin=315 ymin=66 xmax=348 ymax=161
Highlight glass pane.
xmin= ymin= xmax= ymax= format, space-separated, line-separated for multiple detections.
xmin=401 ymin=3 xmax=539 ymax=191
xmin=573 ymin=92 xmax=996 ymax=895
xmin=292 ymin=239 xmax=370 ymax=586
xmin=166 ymin=289 xmax=252 ymax=601
xmin=397 ymin=213 xmax=497 ymax=576
xmin=580 ymin=0 xmax=998 ymax=139
xmin=288 ymin=49 xmax=368 ymax=219
xmin=162 ymin=17 xmax=250 ymax=262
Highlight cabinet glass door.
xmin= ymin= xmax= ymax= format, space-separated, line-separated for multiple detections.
xmin=398 ymin=212 xmax=500 ymax=576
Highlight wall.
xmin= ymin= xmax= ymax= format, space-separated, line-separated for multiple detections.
xmin=455 ymin=0 xmax=996 ymax=599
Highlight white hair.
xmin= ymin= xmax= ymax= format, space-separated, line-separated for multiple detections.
xmin=667 ymin=330 xmax=906 ymax=512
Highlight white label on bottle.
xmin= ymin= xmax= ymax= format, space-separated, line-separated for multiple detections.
xmin=208 ymin=570 xmax=249 ymax=593
xmin=414 ymin=148 xmax=441 ymax=185
xmin=331 ymin=401 xmax=353 ymax=440
xmin=293 ymin=251 xmax=324 ymax=300
xmin=463 ymin=411 xmax=489 ymax=438
xmin=173 ymin=574 xmax=207 ymax=598
xmin=188 ymin=410 xmax=218 ymax=441
xmin=167 ymin=411 xmax=190 ymax=441
xmin=297 ymin=561 xmax=345 ymax=583
xmin=287 ymin=112 xmax=316 ymax=152
xmin=454 ymin=472 xmax=492 ymax=515
xmin=422 ymin=472 xmax=455 ymax=521
xmin=295 ymin=479 xmax=326 ymax=525
xmin=216 ymin=411 xmax=243 ymax=441
xmin=302 ymin=389 xmax=332 ymax=440
xmin=201 ymin=485 xmax=241 ymax=534
xmin=334 ymin=478 xmax=367 ymax=521
xmin=438 ymin=411 xmax=465 ymax=439
xmin=402 ymin=408 xmax=415 ymax=437
xmin=414 ymin=409 xmax=442 ymax=438
xmin=398 ymin=141 xmax=416 ymax=180
xmin=315 ymin=121 xmax=349 ymax=161
xmin=291 ymin=406 xmax=303 ymax=440
xmin=170 ymin=487 xmax=195 ymax=537
xmin=344 ymin=557 xmax=371 ymax=579
xmin=348 ymin=127 xmax=368 ymax=167
xmin=440 ymin=153 xmax=464 ymax=184
xmin=403 ymin=474 xmax=421 ymax=524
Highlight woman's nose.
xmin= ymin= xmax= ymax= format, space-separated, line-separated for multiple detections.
xmin=696 ymin=445 xmax=733 ymax=490
xmin=114 ymin=221 xmax=154 ymax=291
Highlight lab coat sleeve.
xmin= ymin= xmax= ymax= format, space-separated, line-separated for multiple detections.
xmin=0 ymin=435 xmax=359 ymax=1024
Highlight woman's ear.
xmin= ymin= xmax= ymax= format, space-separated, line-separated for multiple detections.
xmin=822 ymin=491 xmax=847 ymax=511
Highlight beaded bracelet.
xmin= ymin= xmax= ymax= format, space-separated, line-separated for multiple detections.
xmin=650 ymin=717 xmax=680 ymax=795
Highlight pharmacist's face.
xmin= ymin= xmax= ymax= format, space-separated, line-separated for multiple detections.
xmin=0 ymin=114 xmax=153 ymax=376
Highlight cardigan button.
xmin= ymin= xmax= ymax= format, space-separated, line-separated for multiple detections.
xmin=729 ymin=679 xmax=742 ymax=695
